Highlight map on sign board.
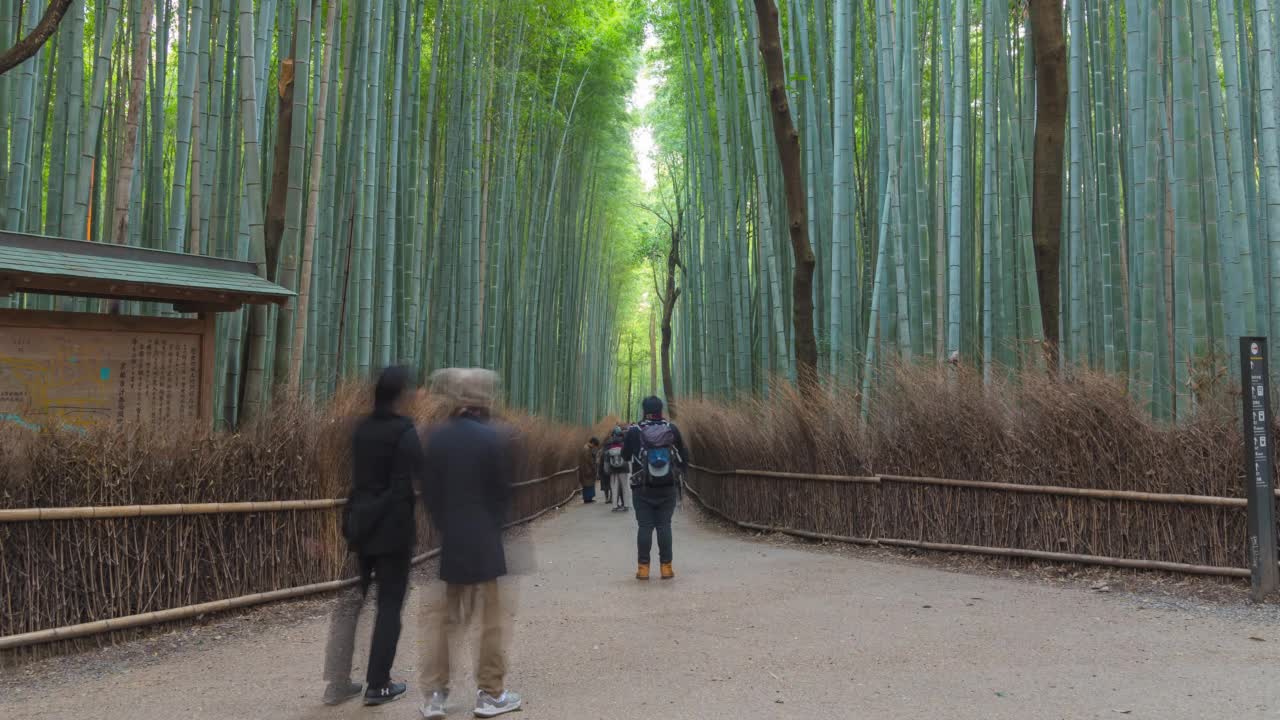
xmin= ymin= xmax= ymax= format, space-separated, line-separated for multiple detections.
xmin=0 ymin=324 xmax=201 ymax=431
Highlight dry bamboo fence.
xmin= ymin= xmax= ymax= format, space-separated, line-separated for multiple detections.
xmin=0 ymin=467 xmax=580 ymax=656
xmin=0 ymin=472 xmax=579 ymax=653
xmin=676 ymin=368 xmax=1280 ymax=582
xmin=686 ymin=465 xmax=1279 ymax=579
xmin=0 ymin=390 xmax=588 ymax=662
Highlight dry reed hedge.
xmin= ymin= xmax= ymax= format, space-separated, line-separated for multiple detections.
xmin=679 ymin=368 xmax=1273 ymax=572
xmin=0 ymin=388 xmax=583 ymax=662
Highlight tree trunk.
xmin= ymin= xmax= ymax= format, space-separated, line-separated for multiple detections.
xmin=109 ymin=0 xmax=156 ymax=246
xmin=265 ymin=57 xmax=295 ymax=280
xmin=1028 ymin=0 xmax=1067 ymax=367
xmin=649 ymin=301 xmax=658 ymax=396
xmin=0 ymin=0 xmax=73 ymax=76
xmin=661 ymin=229 xmax=681 ymax=418
xmin=752 ymin=0 xmax=818 ymax=391
xmin=235 ymin=0 xmax=272 ymax=422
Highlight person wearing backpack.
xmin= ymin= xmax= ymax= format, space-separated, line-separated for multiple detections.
xmin=598 ymin=426 xmax=631 ymax=512
xmin=623 ymin=397 xmax=688 ymax=580
xmin=322 ymin=365 xmax=423 ymax=707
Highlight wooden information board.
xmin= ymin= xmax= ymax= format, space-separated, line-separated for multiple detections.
xmin=0 ymin=309 xmax=214 ymax=431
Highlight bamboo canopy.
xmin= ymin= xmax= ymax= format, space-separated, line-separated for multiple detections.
xmin=0 ymin=0 xmax=645 ymax=427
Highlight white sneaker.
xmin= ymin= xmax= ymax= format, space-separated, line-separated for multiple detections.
xmin=474 ymin=690 xmax=522 ymax=717
xmin=420 ymin=690 xmax=448 ymax=719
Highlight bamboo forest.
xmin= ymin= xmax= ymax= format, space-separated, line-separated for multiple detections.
xmin=4 ymin=0 xmax=1280 ymax=424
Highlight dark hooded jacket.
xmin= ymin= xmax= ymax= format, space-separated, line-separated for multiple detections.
xmin=344 ymin=368 xmax=423 ymax=556
xmin=420 ymin=412 xmax=515 ymax=584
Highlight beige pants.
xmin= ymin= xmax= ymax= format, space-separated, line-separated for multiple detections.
xmin=419 ymin=580 xmax=512 ymax=696
xmin=611 ymin=472 xmax=632 ymax=508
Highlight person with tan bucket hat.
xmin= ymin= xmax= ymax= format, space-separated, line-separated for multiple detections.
xmin=418 ymin=368 xmax=523 ymax=719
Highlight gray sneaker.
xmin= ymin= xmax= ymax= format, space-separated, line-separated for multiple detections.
xmin=420 ymin=690 xmax=449 ymax=719
xmin=322 ymin=680 xmax=363 ymax=706
xmin=474 ymin=690 xmax=522 ymax=717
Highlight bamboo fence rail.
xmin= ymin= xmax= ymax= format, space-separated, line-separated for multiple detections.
xmin=737 ymin=469 xmax=880 ymax=484
xmin=686 ymin=464 xmax=1277 ymax=578
xmin=693 ymin=465 xmax=1275 ymax=506
xmin=877 ymin=474 xmax=1267 ymax=506
xmin=0 ymin=569 xmax=425 ymax=652
xmin=511 ymin=467 xmax=578 ymax=489
xmin=875 ymin=539 xmax=1253 ymax=577
xmin=0 ymin=499 xmax=346 ymax=522
xmin=0 ymin=468 xmax=580 ymax=523
xmin=1 ymin=467 xmax=579 ymax=654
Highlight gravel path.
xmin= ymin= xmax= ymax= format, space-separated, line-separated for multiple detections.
xmin=3 ymin=500 xmax=1279 ymax=719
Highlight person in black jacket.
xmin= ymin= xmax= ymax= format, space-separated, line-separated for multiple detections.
xmin=322 ymin=366 xmax=423 ymax=707
xmin=623 ymin=396 xmax=689 ymax=580
xmin=418 ymin=368 xmax=523 ymax=720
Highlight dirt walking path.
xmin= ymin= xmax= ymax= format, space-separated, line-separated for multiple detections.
xmin=3 ymin=500 xmax=1279 ymax=719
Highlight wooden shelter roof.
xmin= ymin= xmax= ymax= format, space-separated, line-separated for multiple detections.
xmin=0 ymin=231 xmax=292 ymax=312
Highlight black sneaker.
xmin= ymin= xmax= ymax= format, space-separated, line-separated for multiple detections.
xmin=364 ymin=681 xmax=408 ymax=706
xmin=322 ymin=680 xmax=363 ymax=706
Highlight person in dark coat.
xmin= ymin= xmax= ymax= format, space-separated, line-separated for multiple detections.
xmin=623 ymin=397 xmax=689 ymax=580
xmin=418 ymin=368 xmax=523 ymax=720
xmin=322 ymin=366 xmax=423 ymax=707
xmin=580 ymin=437 xmax=601 ymax=503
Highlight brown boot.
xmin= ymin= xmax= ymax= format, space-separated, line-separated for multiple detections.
xmin=660 ymin=563 xmax=675 ymax=580
xmin=636 ymin=563 xmax=650 ymax=580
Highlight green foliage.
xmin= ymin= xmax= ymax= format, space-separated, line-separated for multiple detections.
xmin=0 ymin=0 xmax=650 ymax=426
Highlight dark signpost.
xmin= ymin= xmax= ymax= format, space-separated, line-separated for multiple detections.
xmin=1239 ymin=337 xmax=1279 ymax=601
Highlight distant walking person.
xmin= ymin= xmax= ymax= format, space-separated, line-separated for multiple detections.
xmin=624 ymin=397 xmax=688 ymax=580
xmin=598 ymin=434 xmax=613 ymax=505
xmin=322 ymin=366 xmax=423 ymax=707
xmin=419 ymin=369 xmax=523 ymax=719
xmin=599 ymin=426 xmax=631 ymax=512
xmin=580 ymin=437 xmax=601 ymax=503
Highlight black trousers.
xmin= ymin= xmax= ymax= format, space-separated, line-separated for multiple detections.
xmin=360 ymin=550 xmax=411 ymax=687
xmin=325 ymin=550 xmax=411 ymax=688
xmin=634 ymin=486 xmax=677 ymax=564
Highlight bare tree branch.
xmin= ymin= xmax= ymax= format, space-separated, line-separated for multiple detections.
xmin=632 ymin=201 xmax=676 ymax=233
xmin=0 ymin=0 xmax=74 ymax=77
